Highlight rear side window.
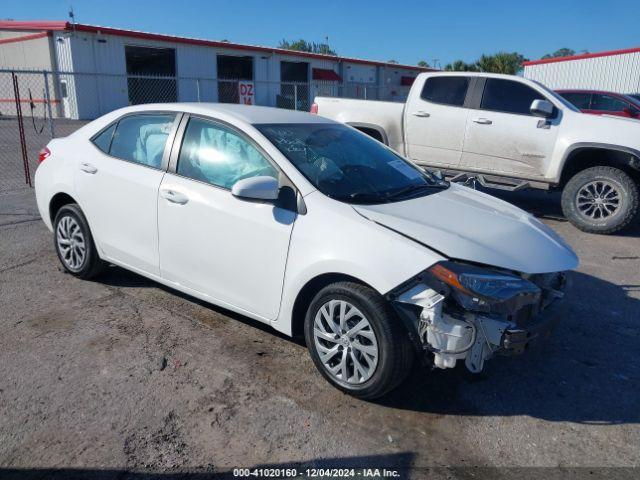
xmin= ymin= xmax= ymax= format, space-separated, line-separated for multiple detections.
xmin=109 ymin=114 xmax=175 ymax=168
xmin=421 ymin=77 xmax=469 ymax=106
xmin=560 ymin=92 xmax=591 ymax=109
xmin=480 ymin=79 xmax=545 ymax=115
xmin=92 ymin=123 xmax=116 ymax=153
xmin=591 ymin=94 xmax=628 ymax=112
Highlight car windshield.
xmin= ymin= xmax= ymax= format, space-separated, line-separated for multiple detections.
xmin=256 ymin=123 xmax=448 ymax=204
xmin=531 ymin=82 xmax=580 ymax=112
xmin=623 ymin=94 xmax=640 ymax=106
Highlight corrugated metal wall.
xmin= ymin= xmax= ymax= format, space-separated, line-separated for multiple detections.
xmin=2 ymin=28 xmax=422 ymax=118
xmin=524 ymin=52 xmax=640 ymax=93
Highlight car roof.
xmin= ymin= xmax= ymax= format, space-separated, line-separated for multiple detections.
xmin=556 ymin=89 xmax=640 ymax=105
xmin=106 ymin=103 xmax=335 ymax=125
xmin=556 ymin=89 xmax=625 ymax=95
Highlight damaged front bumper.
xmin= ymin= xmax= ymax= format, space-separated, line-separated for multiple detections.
xmin=388 ymin=269 xmax=567 ymax=373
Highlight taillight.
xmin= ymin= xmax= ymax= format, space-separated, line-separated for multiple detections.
xmin=38 ymin=147 xmax=51 ymax=163
xmin=310 ymin=102 xmax=318 ymax=114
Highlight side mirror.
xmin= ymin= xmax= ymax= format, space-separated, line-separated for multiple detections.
xmin=231 ymin=176 xmax=280 ymax=201
xmin=530 ymin=99 xmax=555 ymax=118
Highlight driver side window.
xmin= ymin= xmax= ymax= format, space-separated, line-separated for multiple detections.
xmin=177 ymin=117 xmax=278 ymax=189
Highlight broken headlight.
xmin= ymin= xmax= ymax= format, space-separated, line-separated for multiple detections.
xmin=424 ymin=261 xmax=541 ymax=314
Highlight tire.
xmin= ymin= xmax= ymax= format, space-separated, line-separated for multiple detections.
xmin=561 ymin=166 xmax=639 ymax=234
xmin=304 ymin=282 xmax=414 ymax=399
xmin=53 ymin=203 xmax=106 ymax=279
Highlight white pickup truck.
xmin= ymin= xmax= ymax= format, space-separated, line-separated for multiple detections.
xmin=313 ymin=72 xmax=640 ymax=234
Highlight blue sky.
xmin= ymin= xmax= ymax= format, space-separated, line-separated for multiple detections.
xmin=4 ymin=0 xmax=639 ymax=67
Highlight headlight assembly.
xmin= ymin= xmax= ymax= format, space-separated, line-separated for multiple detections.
xmin=425 ymin=261 xmax=541 ymax=313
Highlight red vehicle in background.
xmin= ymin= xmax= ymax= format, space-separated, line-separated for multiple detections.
xmin=557 ymin=89 xmax=640 ymax=119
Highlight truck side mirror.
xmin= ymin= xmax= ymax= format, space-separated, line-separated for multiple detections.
xmin=530 ymin=99 xmax=555 ymax=118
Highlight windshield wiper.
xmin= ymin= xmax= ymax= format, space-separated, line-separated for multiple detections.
xmin=385 ymin=183 xmax=448 ymax=201
xmin=346 ymin=192 xmax=391 ymax=204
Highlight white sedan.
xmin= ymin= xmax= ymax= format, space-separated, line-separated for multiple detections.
xmin=35 ymin=103 xmax=578 ymax=398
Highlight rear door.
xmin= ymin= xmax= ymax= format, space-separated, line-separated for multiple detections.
xmin=589 ymin=93 xmax=633 ymax=117
xmin=404 ymin=75 xmax=472 ymax=168
xmin=460 ymin=78 xmax=559 ymax=178
xmin=76 ymin=112 xmax=179 ymax=276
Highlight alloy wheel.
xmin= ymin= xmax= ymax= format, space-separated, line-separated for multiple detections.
xmin=576 ymin=180 xmax=621 ymax=220
xmin=313 ymin=299 xmax=379 ymax=385
xmin=56 ymin=215 xmax=86 ymax=271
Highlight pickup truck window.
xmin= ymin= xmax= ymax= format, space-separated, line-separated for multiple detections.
xmin=421 ymin=76 xmax=469 ymax=106
xmin=256 ymin=123 xmax=448 ymax=204
xmin=480 ymin=79 xmax=545 ymax=115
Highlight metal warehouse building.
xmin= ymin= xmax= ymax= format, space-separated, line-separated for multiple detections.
xmin=0 ymin=20 xmax=428 ymax=119
xmin=523 ymin=47 xmax=640 ymax=93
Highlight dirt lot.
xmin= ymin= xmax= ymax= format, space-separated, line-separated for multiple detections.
xmin=0 ymin=186 xmax=638 ymax=479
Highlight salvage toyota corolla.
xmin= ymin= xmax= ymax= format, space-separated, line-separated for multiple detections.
xmin=35 ymin=103 xmax=579 ymax=399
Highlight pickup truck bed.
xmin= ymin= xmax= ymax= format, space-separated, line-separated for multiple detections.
xmin=312 ymin=97 xmax=406 ymax=155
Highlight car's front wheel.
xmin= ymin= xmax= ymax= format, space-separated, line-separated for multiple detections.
xmin=561 ymin=166 xmax=639 ymax=234
xmin=304 ymin=282 xmax=414 ymax=399
xmin=53 ymin=203 xmax=106 ymax=279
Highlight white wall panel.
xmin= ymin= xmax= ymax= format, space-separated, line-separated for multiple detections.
xmin=524 ymin=52 xmax=640 ymax=93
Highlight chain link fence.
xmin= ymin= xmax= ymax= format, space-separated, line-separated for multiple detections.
xmin=0 ymin=69 xmax=410 ymax=193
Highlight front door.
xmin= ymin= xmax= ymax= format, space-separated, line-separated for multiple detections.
xmin=461 ymin=78 xmax=559 ymax=178
xmin=157 ymin=116 xmax=296 ymax=320
xmin=75 ymin=112 xmax=178 ymax=275
xmin=588 ymin=93 xmax=634 ymax=117
xmin=404 ymin=75 xmax=471 ymax=168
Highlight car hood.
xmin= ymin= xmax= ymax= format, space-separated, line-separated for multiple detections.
xmin=352 ymin=184 xmax=579 ymax=274
xmin=600 ymin=114 xmax=640 ymax=123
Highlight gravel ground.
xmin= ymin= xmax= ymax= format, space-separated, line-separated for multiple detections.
xmin=0 ymin=187 xmax=638 ymax=479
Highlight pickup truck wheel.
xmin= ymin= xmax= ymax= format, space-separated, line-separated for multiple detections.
xmin=561 ymin=166 xmax=639 ymax=234
xmin=53 ymin=204 xmax=106 ymax=279
xmin=304 ymin=282 xmax=414 ymax=399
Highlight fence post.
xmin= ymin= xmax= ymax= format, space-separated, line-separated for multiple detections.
xmin=364 ymin=86 xmax=367 ymax=100
xmin=43 ymin=70 xmax=55 ymax=138
xmin=294 ymin=84 xmax=298 ymax=111
xmin=12 ymin=72 xmax=32 ymax=187
xmin=196 ymin=78 xmax=201 ymax=102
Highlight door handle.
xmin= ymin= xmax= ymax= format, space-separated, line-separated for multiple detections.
xmin=160 ymin=189 xmax=189 ymax=205
xmin=412 ymin=111 xmax=430 ymax=117
xmin=472 ymin=118 xmax=493 ymax=125
xmin=79 ymin=162 xmax=97 ymax=174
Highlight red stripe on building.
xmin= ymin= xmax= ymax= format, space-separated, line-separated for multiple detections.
xmin=0 ymin=31 xmax=49 ymax=45
xmin=0 ymin=20 xmax=433 ymax=72
xmin=523 ymin=47 xmax=640 ymax=66
xmin=0 ymin=98 xmax=60 ymax=104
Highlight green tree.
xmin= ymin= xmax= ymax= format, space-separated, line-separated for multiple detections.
xmin=444 ymin=60 xmax=477 ymax=72
xmin=417 ymin=60 xmax=430 ymax=68
xmin=542 ymin=48 xmax=576 ymax=59
xmin=476 ymin=52 xmax=527 ymax=74
xmin=278 ymin=39 xmax=337 ymax=56
xmin=444 ymin=52 xmax=526 ymax=74
xmin=387 ymin=59 xmax=399 ymax=64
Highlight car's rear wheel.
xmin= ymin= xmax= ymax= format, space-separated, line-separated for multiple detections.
xmin=53 ymin=204 xmax=106 ymax=279
xmin=304 ymin=282 xmax=414 ymax=399
xmin=561 ymin=166 xmax=639 ymax=234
